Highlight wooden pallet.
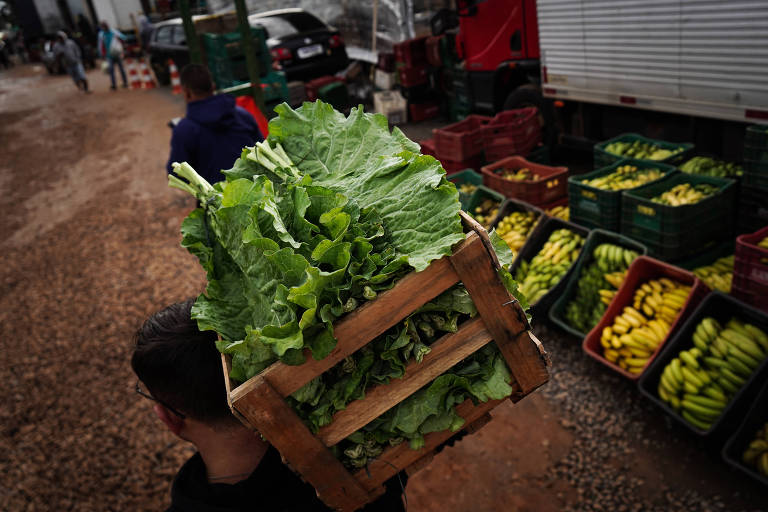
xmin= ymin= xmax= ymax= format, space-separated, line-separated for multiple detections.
xmin=220 ymin=212 xmax=550 ymax=511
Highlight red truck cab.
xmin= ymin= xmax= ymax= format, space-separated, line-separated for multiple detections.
xmin=454 ymin=0 xmax=543 ymax=114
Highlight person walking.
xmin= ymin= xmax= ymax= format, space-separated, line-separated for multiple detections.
xmin=97 ymin=21 xmax=128 ymax=90
xmin=167 ymin=64 xmax=264 ymax=185
xmin=53 ymin=31 xmax=90 ymax=93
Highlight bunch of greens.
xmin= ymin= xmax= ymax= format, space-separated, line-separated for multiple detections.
xmin=172 ymin=101 xmax=466 ymax=382
xmin=335 ymin=342 xmax=513 ymax=468
xmin=288 ymin=286 xmax=478 ymax=431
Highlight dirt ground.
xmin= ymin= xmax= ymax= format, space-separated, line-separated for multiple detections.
xmin=1 ymin=64 xmax=766 ymax=511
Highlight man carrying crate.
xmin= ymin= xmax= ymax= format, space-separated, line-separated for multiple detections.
xmin=131 ymin=300 xmax=407 ymax=511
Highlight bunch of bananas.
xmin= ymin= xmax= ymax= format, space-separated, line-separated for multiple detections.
xmin=581 ymin=164 xmax=664 ymax=191
xmin=495 ymin=210 xmax=540 ymax=256
xmin=693 ymin=255 xmax=733 ymax=292
xmin=601 ymin=278 xmax=690 ymax=374
xmin=679 ymin=156 xmax=743 ymax=178
xmin=546 ymin=205 xmax=569 ymax=221
xmin=758 ymin=236 xmax=768 ymax=250
xmin=472 ymin=198 xmax=500 ymax=228
xmin=564 ymin=243 xmax=640 ymax=333
xmin=651 ymin=182 xmax=718 ymax=206
xmin=604 ymin=140 xmax=684 ymax=161
xmin=500 ymin=167 xmax=540 ymax=181
xmin=515 ymin=229 xmax=584 ymax=304
xmin=458 ymin=183 xmax=477 ymax=196
xmin=743 ymin=423 xmax=768 ymax=477
xmin=657 ymin=317 xmax=768 ymax=430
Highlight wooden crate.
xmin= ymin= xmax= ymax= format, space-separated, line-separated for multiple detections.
xmin=220 ymin=212 xmax=551 ymax=511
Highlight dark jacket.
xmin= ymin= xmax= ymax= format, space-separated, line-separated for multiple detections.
xmin=167 ymin=94 xmax=263 ymax=185
xmin=167 ymin=448 xmax=406 ymax=512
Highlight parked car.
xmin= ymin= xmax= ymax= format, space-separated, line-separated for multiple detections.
xmin=148 ymin=8 xmax=348 ymax=86
xmin=148 ymin=18 xmax=191 ymax=85
xmin=248 ymin=8 xmax=348 ymax=81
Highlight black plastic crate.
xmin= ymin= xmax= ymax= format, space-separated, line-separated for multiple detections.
xmin=620 ymin=173 xmax=737 ymax=260
xmin=548 ymin=229 xmax=647 ymax=338
xmin=737 ymin=185 xmax=768 ymax=235
xmin=569 ymin=159 xmax=676 ymax=232
xmin=508 ymin=216 xmax=591 ymax=318
xmin=722 ymin=379 xmax=768 ymax=489
xmin=638 ymin=292 xmax=768 ymax=440
xmin=594 ymin=133 xmax=694 ymax=169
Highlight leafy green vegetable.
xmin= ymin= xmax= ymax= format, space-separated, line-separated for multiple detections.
xmin=172 ymin=102 xmax=466 ymax=381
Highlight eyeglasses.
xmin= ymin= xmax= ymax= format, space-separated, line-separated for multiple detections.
xmin=134 ymin=380 xmax=187 ymax=419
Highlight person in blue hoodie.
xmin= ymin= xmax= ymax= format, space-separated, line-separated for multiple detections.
xmin=167 ymin=64 xmax=263 ymax=185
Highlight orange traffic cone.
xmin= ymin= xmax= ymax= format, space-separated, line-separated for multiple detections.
xmin=140 ymin=60 xmax=157 ymax=90
xmin=169 ymin=59 xmax=182 ymax=94
xmin=127 ymin=58 xmax=142 ymax=90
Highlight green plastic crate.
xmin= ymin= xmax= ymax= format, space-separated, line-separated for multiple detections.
xmin=745 ymin=124 xmax=768 ymax=149
xmin=448 ymin=169 xmax=483 ymax=209
xmin=202 ymin=26 xmax=270 ymax=76
xmin=594 ymin=133 xmax=694 ymax=169
xmin=620 ymin=172 xmax=737 ymax=261
xmin=569 ymin=158 xmax=676 ymax=232
xmin=672 ymin=240 xmax=734 ymax=271
xmin=548 ymin=229 xmax=648 ymax=338
xmin=744 ymin=158 xmax=768 ymax=192
xmin=261 ymin=70 xmax=289 ymax=103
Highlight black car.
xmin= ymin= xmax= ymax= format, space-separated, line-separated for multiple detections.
xmin=148 ymin=9 xmax=347 ymax=86
xmin=248 ymin=8 xmax=348 ymax=81
xmin=148 ymin=18 xmax=192 ymax=85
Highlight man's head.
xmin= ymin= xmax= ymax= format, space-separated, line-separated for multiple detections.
xmin=57 ymin=30 xmax=67 ymax=42
xmin=179 ymin=64 xmax=215 ymax=103
xmin=131 ymin=299 xmax=236 ymax=436
xmin=100 ymin=21 xmax=109 ymax=31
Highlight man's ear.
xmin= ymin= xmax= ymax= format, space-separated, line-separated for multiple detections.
xmin=154 ymin=403 xmax=184 ymax=436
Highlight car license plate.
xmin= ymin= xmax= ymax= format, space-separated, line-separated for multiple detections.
xmin=297 ymin=44 xmax=323 ymax=59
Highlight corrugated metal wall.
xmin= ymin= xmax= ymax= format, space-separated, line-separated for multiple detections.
xmin=537 ymin=0 xmax=768 ymax=115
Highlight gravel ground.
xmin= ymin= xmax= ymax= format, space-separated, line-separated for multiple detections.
xmin=1 ymin=63 xmax=767 ymax=511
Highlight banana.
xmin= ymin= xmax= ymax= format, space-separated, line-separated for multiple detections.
xmin=744 ymin=324 xmax=768 ymax=351
xmin=682 ymin=394 xmax=726 ymax=409
xmin=726 ymin=355 xmax=754 ymax=377
xmin=679 ymin=351 xmax=700 ymax=369
xmin=722 ymin=329 xmax=766 ymax=360
xmin=682 ymin=366 xmax=704 ymax=388
xmin=720 ymin=367 xmax=747 ymax=387
xmin=682 ymin=409 xmax=712 ymax=430
xmin=727 ymin=344 xmax=762 ymax=369
xmin=669 ymin=358 xmax=684 ymax=384
xmin=681 ymin=400 xmax=722 ymax=421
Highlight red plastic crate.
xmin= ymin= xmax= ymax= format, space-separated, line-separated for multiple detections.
xmin=480 ymin=156 xmax=567 ymax=206
xmin=481 ymin=107 xmax=541 ymax=161
xmin=305 ymin=76 xmax=344 ymax=102
xmin=393 ymin=36 xmax=429 ymax=67
xmin=439 ymin=154 xmax=484 ymax=174
xmin=409 ymin=101 xmax=441 ymax=122
xmin=377 ymin=52 xmax=395 ymax=72
xmin=425 ymin=35 xmax=444 ymax=67
xmin=433 ymin=115 xmax=493 ymax=161
xmin=419 ymin=138 xmax=437 ymax=158
xmin=397 ymin=66 xmax=428 ymax=88
xmin=732 ymin=226 xmax=768 ymax=312
xmin=582 ymin=256 xmax=710 ymax=380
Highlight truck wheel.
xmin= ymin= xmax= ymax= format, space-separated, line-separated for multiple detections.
xmin=503 ymin=86 xmax=555 ymax=145
xmin=153 ymin=63 xmax=171 ymax=86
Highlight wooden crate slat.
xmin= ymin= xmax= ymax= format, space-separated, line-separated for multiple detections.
xmin=353 ymin=397 xmax=504 ymax=492
xmin=232 ymin=375 xmax=380 ymax=511
xmin=316 ymin=316 xmax=493 ymax=446
xmin=449 ymin=236 xmax=549 ymax=394
xmin=230 ymin=251 xmax=465 ymax=403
